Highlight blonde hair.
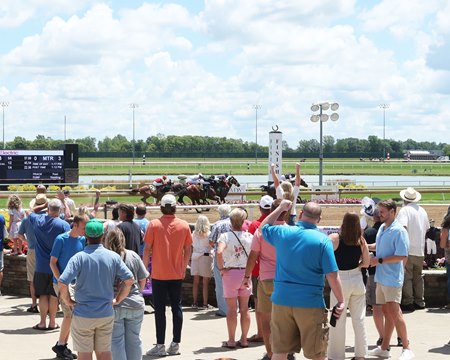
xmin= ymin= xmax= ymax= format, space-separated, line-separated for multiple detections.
xmin=229 ymin=208 xmax=246 ymax=230
xmin=104 ymin=228 xmax=126 ymax=256
xmin=7 ymin=194 xmax=22 ymax=210
xmin=193 ymin=215 xmax=210 ymax=237
xmin=280 ymin=181 xmax=294 ymax=201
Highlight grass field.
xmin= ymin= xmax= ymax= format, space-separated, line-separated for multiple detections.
xmin=79 ymin=158 xmax=450 ymax=176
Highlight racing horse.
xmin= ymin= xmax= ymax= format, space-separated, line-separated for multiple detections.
xmin=130 ymin=182 xmax=172 ymax=204
xmin=175 ymin=184 xmax=220 ymax=212
xmin=260 ymin=175 xmax=308 ymax=202
xmin=210 ymin=175 xmax=240 ymax=203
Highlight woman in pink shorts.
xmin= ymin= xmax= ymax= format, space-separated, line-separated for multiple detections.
xmin=217 ymin=208 xmax=253 ymax=349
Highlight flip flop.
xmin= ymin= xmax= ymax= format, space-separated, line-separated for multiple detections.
xmin=47 ymin=324 xmax=60 ymax=330
xmin=221 ymin=341 xmax=236 ymax=349
xmin=236 ymin=341 xmax=249 ymax=348
xmin=247 ymin=334 xmax=264 ymax=342
xmin=32 ymin=324 xmax=47 ymax=331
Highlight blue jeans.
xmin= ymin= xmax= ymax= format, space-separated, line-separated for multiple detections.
xmin=447 ymin=262 xmax=450 ymax=302
xmin=213 ymin=255 xmax=228 ymax=315
xmin=152 ymin=279 xmax=183 ymax=344
xmin=111 ymin=307 xmax=144 ymax=360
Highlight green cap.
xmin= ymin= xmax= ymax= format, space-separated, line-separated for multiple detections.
xmin=85 ymin=220 xmax=104 ymax=238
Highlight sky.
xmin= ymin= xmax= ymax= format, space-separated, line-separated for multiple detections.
xmin=1 ymin=0 xmax=450 ymax=149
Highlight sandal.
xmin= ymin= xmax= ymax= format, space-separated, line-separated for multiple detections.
xmin=32 ymin=324 xmax=47 ymax=331
xmin=247 ymin=334 xmax=264 ymax=342
xmin=236 ymin=340 xmax=249 ymax=348
xmin=222 ymin=341 xmax=236 ymax=349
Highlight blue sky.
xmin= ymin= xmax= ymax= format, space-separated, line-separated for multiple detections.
xmin=1 ymin=0 xmax=450 ymax=149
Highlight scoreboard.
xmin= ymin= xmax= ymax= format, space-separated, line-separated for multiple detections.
xmin=0 ymin=150 xmax=65 ymax=183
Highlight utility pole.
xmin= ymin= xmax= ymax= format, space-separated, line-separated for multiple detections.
xmin=253 ymin=104 xmax=261 ymax=164
xmin=129 ymin=103 xmax=139 ymax=164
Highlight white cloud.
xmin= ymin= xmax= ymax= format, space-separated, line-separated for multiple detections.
xmin=0 ymin=0 xmax=450 ymax=148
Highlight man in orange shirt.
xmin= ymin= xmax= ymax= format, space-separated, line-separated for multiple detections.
xmin=143 ymin=194 xmax=192 ymax=357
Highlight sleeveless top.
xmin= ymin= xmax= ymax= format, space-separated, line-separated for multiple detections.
xmin=334 ymin=235 xmax=362 ymax=270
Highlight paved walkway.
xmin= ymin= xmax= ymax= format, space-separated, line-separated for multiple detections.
xmin=0 ymin=295 xmax=449 ymax=359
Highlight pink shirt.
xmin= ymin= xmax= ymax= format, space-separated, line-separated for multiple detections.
xmin=251 ymin=220 xmax=286 ymax=280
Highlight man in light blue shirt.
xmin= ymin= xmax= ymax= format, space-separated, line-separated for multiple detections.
xmin=59 ymin=219 xmax=134 ymax=360
xmin=262 ymin=200 xmax=345 ymax=360
xmin=369 ymin=199 xmax=415 ymax=360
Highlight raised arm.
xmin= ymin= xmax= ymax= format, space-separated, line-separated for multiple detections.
xmin=294 ymin=163 xmax=301 ymax=187
xmin=271 ymin=163 xmax=281 ymax=189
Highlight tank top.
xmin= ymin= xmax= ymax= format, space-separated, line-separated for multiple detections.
xmin=334 ymin=235 xmax=362 ymax=270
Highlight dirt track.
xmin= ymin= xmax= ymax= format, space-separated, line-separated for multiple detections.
xmin=142 ymin=204 xmax=448 ymax=226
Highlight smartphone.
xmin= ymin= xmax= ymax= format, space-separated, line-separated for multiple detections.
xmin=329 ymin=305 xmax=338 ymax=327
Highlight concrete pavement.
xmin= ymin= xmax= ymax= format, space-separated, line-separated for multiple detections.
xmin=0 ymin=295 xmax=449 ymax=359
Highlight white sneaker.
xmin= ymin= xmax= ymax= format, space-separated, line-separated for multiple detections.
xmin=398 ymin=349 xmax=415 ymax=360
xmin=368 ymin=346 xmax=391 ymax=358
xmin=146 ymin=344 xmax=167 ymax=357
xmin=167 ymin=341 xmax=180 ymax=355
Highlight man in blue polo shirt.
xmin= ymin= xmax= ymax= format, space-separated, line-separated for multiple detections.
xmin=369 ymin=199 xmax=415 ymax=360
xmin=50 ymin=214 xmax=89 ymax=359
xmin=29 ymin=198 xmax=70 ymax=331
xmin=261 ymin=200 xmax=345 ymax=360
xmin=59 ymin=220 xmax=134 ymax=360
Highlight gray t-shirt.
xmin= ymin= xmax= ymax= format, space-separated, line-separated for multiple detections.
xmin=115 ymin=249 xmax=149 ymax=310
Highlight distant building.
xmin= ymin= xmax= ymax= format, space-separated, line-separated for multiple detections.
xmin=403 ymin=150 xmax=443 ymax=161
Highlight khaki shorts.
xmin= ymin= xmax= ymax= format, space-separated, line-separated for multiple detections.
xmin=271 ymin=304 xmax=329 ymax=358
xmin=53 ymin=283 xmax=75 ymax=317
xmin=376 ymin=283 xmax=402 ymax=304
xmin=71 ymin=315 xmax=114 ymax=353
xmin=26 ymin=249 xmax=36 ymax=282
xmin=257 ymin=279 xmax=274 ymax=313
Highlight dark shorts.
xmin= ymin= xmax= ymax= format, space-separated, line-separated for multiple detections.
xmin=34 ymin=272 xmax=57 ymax=297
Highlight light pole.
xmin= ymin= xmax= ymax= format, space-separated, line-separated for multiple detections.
xmin=1 ymin=101 xmax=9 ymax=149
xmin=129 ymin=103 xmax=138 ymax=164
xmin=310 ymin=102 xmax=339 ymax=186
xmin=253 ymin=104 xmax=261 ymax=164
xmin=379 ymin=104 xmax=389 ymax=159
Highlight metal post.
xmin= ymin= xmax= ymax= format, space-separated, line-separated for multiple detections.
xmin=129 ymin=103 xmax=138 ymax=165
xmin=319 ymin=105 xmax=323 ymax=186
xmin=64 ymin=115 xmax=67 ymax=141
xmin=1 ymin=102 xmax=9 ymax=149
xmin=380 ymin=104 xmax=389 ymax=159
xmin=253 ymin=105 xmax=261 ymax=164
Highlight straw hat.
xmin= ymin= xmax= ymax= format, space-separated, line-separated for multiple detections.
xmin=400 ymin=187 xmax=421 ymax=203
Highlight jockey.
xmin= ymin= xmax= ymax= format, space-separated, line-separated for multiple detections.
xmin=153 ymin=175 xmax=169 ymax=187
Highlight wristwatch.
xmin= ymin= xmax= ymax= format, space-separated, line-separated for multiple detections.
xmin=378 ymin=258 xmax=383 ymax=264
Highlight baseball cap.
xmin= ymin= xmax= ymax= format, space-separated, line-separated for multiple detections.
xmin=259 ymin=195 xmax=274 ymax=209
xmin=161 ymin=194 xmax=177 ymax=207
xmin=85 ymin=220 xmax=104 ymax=238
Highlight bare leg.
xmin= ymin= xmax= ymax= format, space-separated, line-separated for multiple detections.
xmin=48 ymin=295 xmax=59 ymax=328
xmin=384 ymin=302 xmax=410 ymax=349
xmin=260 ymin=311 xmax=272 ymax=356
xmin=202 ymin=277 xmax=210 ymax=306
xmin=225 ymin=298 xmax=237 ymax=345
xmin=192 ymin=275 xmax=199 ymax=305
xmin=58 ymin=315 xmax=71 ymax=344
xmin=373 ymin=305 xmax=384 ymax=338
xmin=238 ymin=296 xmax=250 ymax=345
xmin=95 ymin=351 xmax=112 ymax=360
xmin=381 ymin=304 xmax=395 ymax=350
xmin=254 ymin=297 xmax=264 ymax=339
xmin=29 ymin=281 xmax=37 ymax=307
xmin=77 ymin=352 xmax=93 ymax=360
xmin=38 ymin=295 xmax=49 ymax=327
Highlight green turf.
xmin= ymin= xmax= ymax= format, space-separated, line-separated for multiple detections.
xmin=79 ymin=158 xmax=450 ymax=176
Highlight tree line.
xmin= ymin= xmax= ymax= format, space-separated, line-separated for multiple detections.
xmin=4 ymin=134 xmax=450 ymax=156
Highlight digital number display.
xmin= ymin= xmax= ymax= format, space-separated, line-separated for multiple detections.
xmin=0 ymin=150 xmax=64 ymax=182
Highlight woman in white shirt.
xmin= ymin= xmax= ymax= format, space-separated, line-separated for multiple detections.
xmin=190 ymin=215 xmax=213 ymax=309
xmin=217 ymin=208 xmax=253 ymax=349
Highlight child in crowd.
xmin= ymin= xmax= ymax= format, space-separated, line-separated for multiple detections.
xmin=7 ymin=194 xmax=25 ymax=255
